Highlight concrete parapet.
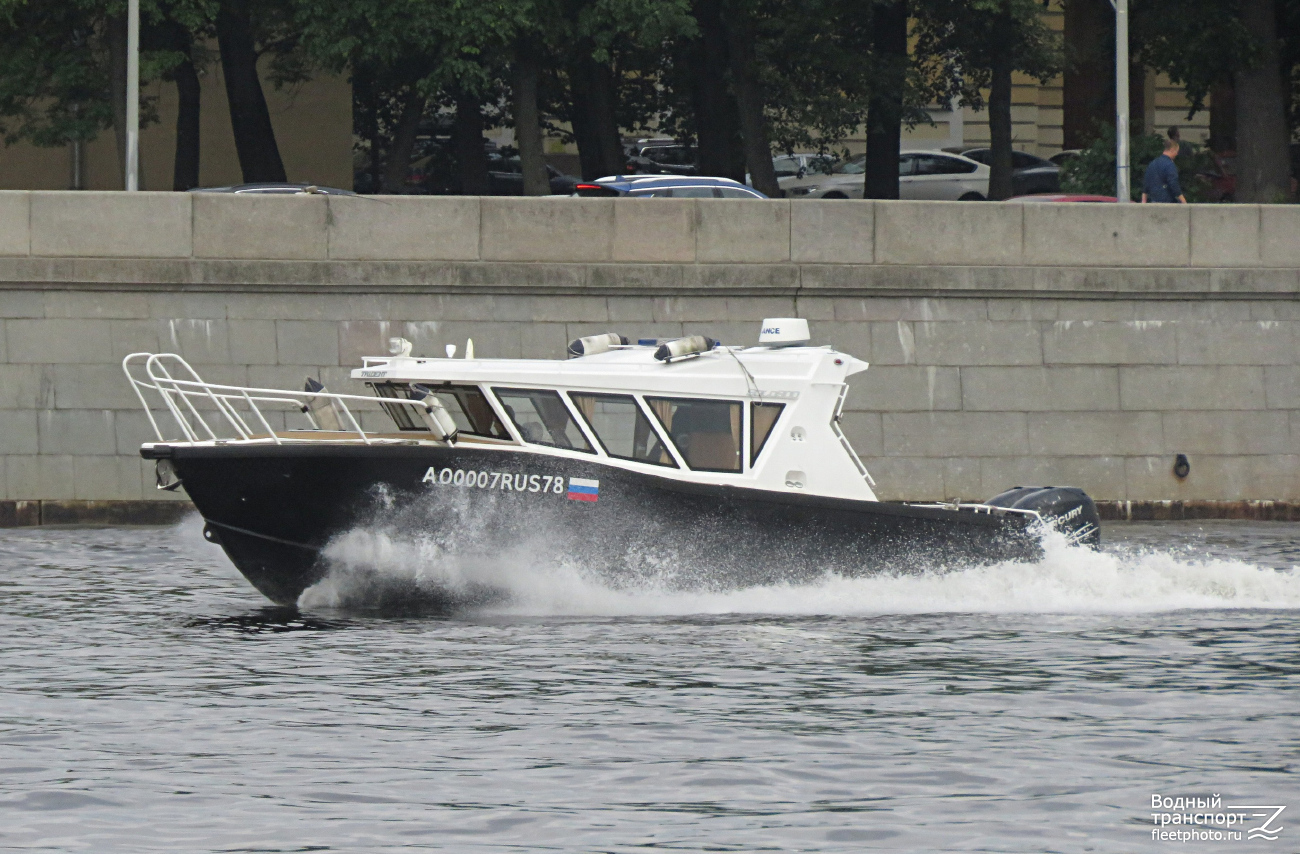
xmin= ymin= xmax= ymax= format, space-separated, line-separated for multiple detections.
xmin=0 ymin=191 xmax=30 ymax=256
xmin=1191 ymin=206 xmax=1260 ymax=267
xmin=328 ymin=195 xmax=480 ymax=261
xmin=1261 ymin=205 xmax=1300 ymax=267
xmin=613 ymin=198 xmax=696 ymax=263
xmin=1023 ymin=202 xmax=1189 ymax=267
xmin=791 ymin=200 xmax=873 ymax=264
xmin=31 ymin=191 xmax=191 ymax=258
xmin=875 ymin=201 xmax=1022 ymax=266
xmin=695 ymin=199 xmax=790 ymax=263
xmin=481 ymin=197 xmax=614 ymax=262
xmin=193 ymin=193 xmax=328 ymax=260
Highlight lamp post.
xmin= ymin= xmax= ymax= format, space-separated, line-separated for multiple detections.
xmin=1113 ymin=0 xmax=1130 ymax=202
xmin=125 ymin=0 xmax=139 ymax=191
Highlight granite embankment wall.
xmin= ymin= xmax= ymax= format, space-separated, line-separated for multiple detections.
xmin=1 ymin=190 xmax=1298 ymax=523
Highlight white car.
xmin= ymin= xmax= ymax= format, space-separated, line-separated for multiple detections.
xmin=784 ymin=151 xmax=990 ymax=200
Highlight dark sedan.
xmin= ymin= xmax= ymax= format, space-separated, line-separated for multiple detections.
xmin=191 ymin=183 xmax=356 ymax=195
xmin=961 ymin=148 xmax=1061 ymax=195
xmin=487 ymin=155 xmax=580 ymax=196
xmin=625 ymin=144 xmax=698 ymax=176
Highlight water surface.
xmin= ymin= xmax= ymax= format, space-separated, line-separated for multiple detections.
xmin=0 ymin=519 xmax=1297 ymax=852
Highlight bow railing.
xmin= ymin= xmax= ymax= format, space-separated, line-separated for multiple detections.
xmin=122 ymin=352 xmax=424 ymax=446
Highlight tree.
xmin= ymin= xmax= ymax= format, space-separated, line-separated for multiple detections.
xmin=914 ymin=0 xmax=1061 ymax=200
xmin=1132 ymin=0 xmax=1296 ymax=202
xmin=297 ymin=0 xmax=519 ymax=193
xmin=0 ymin=1 xmax=117 ymax=156
xmin=1234 ymin=0 xmax=1292 ymax=201
xmin=215 ymin=0 xmax=313 ymax=183
xmin=552 ymin=0 xmax=695 ymax=181
xmin=864 ymin=0 xmax=907 ymax=200
xmin=0 ymin=0 xmax=211 ymax=189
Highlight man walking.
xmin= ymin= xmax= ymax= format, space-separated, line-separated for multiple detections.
xmin=1141 ymin=130 xmax=1186 ymax=203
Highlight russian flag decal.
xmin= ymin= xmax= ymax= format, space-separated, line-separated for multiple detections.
xmin=567 ymin=477 xmax=599 ymax=502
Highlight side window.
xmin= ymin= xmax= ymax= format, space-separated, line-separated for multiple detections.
xmin=671 ymin=186 xmax=716 ymax=198
xmin=493 ymin=388 xmax=593 ymax=452
xmin=373 ymin=382 xmax=509 ymax=438
xmin=750 ymin=402 xmax=784 ymax=465
xmin=370 ymin=382 xmax=422 ymax=430
xmin=809 ymin=156 xmax=836 ymax=175
xmin=916 ymin=155 xmax=966 ymax=175
xmin=646 ymin=397 xmax=742 ymax=473
xmin=1011 ymin=151 xmax=1039 ymax=169
xmin=570 ymin=393 xmax=677 ymax=467
xmin=718 ymin=187 xmax=760 ymax=198
xmin=898 ymin=155 xmax=917 ymax=176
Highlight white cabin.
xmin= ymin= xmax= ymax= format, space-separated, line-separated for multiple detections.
xmin=352 ymin=338 xmax=878 ymax=502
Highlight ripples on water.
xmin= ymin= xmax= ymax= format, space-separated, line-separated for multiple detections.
xmin=0 ymin=518 xmax=1297 ymax=852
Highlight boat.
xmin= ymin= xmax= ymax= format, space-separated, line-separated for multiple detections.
xmin=123 ymin=319 xmax=1100 ymax=607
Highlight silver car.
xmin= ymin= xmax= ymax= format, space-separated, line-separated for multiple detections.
xmin=784 ymin=151 xmax=990 ymax=200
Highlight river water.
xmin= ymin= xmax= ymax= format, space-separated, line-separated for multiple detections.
xmin=0 ymin=518 xmax=1297 ymax=852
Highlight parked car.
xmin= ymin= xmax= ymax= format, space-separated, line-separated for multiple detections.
xmin=960 ymin=148 xmax=1061 ymax=195
xmin=772 ymin=153 xmax=838 ymax=180
xmin=486 ymin=154 xmax=580 ymax=195
xmin=1198 ymin=151 xmax=1237 ymax=202
xmin=622 ymin=137 xmax=677 ymax=158
xmin=625 ymin=144 xmax=698 ymax=176
xmin=784 ymin=151 xmax=989 ymax=200
xmin=1008 ymin=194 xmax=1116 ymax=202
xmin=191 ymin=183 xmax=356 ymax=195
xmin=573 ymin=175 xmax=768 ymax=198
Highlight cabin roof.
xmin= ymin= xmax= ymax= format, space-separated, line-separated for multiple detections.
xmin=351 ymin=345 xmax=868 ymax=396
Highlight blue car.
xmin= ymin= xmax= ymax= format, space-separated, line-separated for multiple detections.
xmin=574 ymin=175 xmax=768 ymax=199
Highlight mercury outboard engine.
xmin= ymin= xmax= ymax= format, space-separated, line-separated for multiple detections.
xmin=984 ymin=486 xmax=1101 ymax=547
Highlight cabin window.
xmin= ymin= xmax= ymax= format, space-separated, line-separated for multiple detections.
xmin=569 ymin=393 xmax=677 ymax=467
xmin=492 ymin=388 xmax=593 ymax=452
xmin=369 ymin=382 xmax=422 ymax=430
xmin=645 ymin=397 xmax=742 ymax=473
xmin=750 ymin=402 xmax=784 ymax=465
xmin=369 ymin=382 xmax=509 ymax=438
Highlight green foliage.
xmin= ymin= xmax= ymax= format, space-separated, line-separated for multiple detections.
xmin=1060 ymin=124 xmax=1214 ymax=202
xmin=0 ymin=0 xmax=216 ymax=148
xmin=0 ymin=1 xmax=112 ymax=146
xmin=913 ymin=0 xmax=1062 ymax=110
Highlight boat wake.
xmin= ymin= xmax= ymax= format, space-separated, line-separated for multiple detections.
xmin=297 ymin=521 xmax=1300 ymax=617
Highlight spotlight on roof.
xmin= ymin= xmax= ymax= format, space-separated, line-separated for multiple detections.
xmin=568 ymin=333 xmax=629 ymax=358
xmin=654 ymin=335 xmax=717 ymax=363
xmin=388 ymin=337 xmax=413 ymax=357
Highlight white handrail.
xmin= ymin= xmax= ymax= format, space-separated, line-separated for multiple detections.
xmin=122 ymin=352 xmax=434 ymax=446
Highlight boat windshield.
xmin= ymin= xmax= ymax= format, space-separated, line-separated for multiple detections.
xmin=569 ymin=393 xmax=677 ymax=467
xmin=369 ymin=382 xmax=509 ymax=438
xmin=492 ymin=388 xmax=594 ymax=452
xmin=645 ymin=397 xmax=742 ymax=472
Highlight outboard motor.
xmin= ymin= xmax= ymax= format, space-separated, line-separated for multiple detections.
xmin=984 ymin=486 xmax=1101 ymax=547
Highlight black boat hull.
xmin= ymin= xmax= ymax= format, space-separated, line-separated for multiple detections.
xmin=153 ymin=443 xmax=1044 ymax=607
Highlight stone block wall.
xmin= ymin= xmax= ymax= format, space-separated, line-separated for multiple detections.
xmin=1 ymin=289 xmax=1295 ymax=505
xmin=0 ymin=191 xmax=1297 ymax=509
